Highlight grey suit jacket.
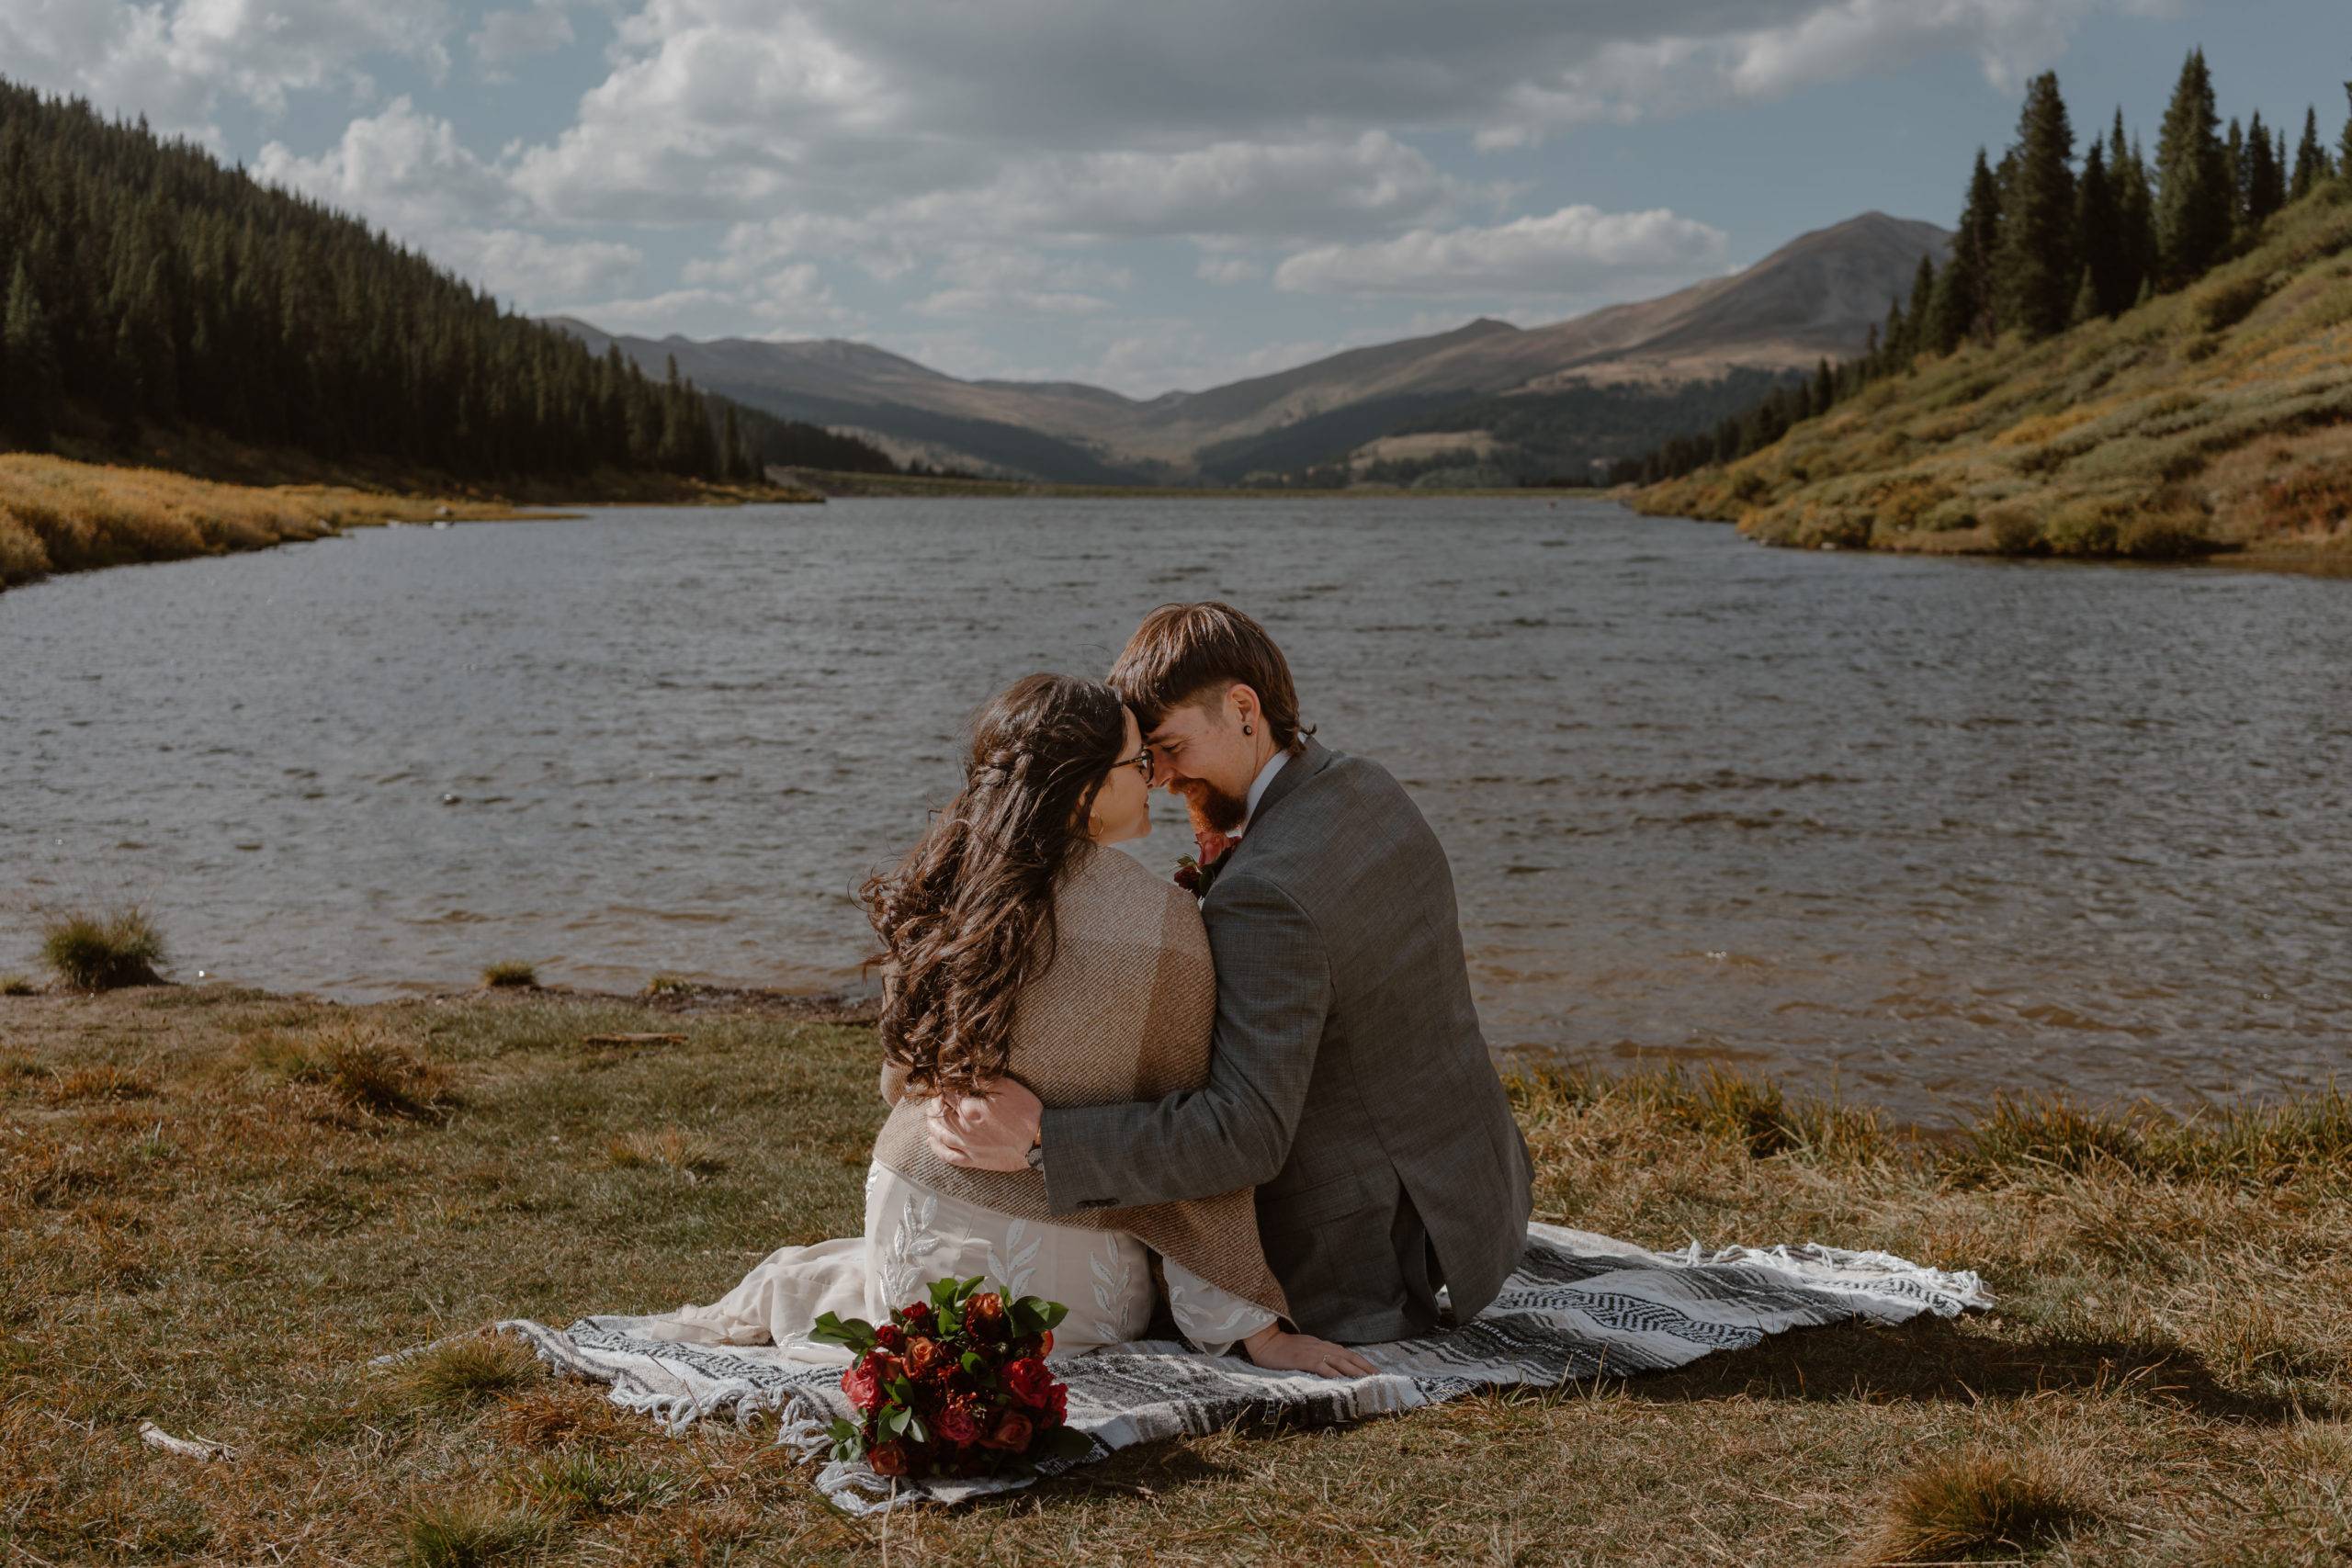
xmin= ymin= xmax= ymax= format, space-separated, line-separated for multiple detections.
xmin=1040 ymin=739 xmax=1533 ymax=1342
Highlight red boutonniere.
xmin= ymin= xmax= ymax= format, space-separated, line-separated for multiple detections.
xmin=1173 ymin=829 xmax=1237 ymax=898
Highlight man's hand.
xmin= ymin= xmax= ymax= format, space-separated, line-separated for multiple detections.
xmin=924 ymin=1077 xmax=1044 ymax=1173
xmin=1240 ymin=1324 xmax=1379 ymax=1380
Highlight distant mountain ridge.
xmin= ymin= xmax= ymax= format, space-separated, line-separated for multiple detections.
xmin=551 ymin=211 xmax=1948 ymax=483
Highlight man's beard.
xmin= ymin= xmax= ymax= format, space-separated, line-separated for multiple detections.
xmin=1174 ymin=775 xmax=1250 ymax=835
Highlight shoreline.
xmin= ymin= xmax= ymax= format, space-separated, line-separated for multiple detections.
xmin=0 ymin=453 xmax=820 ymax=593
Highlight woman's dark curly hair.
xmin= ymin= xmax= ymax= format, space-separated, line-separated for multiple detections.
xmin=863 ymin=673 xmax=1132 ymax=1095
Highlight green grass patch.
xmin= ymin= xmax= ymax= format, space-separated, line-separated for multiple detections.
xmin=40 ymin=906 xmax=166 ymax=990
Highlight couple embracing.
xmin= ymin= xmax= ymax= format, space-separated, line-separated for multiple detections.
xmin=637 ymin=603 xmax=1533 ymax=1377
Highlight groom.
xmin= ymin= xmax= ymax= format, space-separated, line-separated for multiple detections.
xmin=929 ymin=602 xmax=1533 ymax=1344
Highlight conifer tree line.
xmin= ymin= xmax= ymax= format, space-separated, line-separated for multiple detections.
xmin=1619 ymin=51 xmax=2350 ymax=486
xmin=0 ymin=80 xmax=746 ymax=479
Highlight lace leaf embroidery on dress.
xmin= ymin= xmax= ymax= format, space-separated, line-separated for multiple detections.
xmin=880 ymin=1192 xmax=944 ymax=1308
xmin=986 ymin=1219 xmax=1041 ymax=1301
xmin=1089 ymin=1236 xmax=1135 ymax=1341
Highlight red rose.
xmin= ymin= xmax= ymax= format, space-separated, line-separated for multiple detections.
xmin=933 ymin=1397 xmax=982 ymax=1445
xmin=965 ymin=1292 xmax=1006 ymax=1337
xmin=867 ymin=1439 xmax=910 ymax=1477
xmin=982 ymin=1411 xmax=1035 ymax=1452
xmin=1173 ymin=861 xmax=1202 ymax=894
xmin=873 ymin=1323 xmax=905 ymax=1352
xmin=1194 ymin=829 xmax=1235 ymax=864
xmin=1003 ymin=1357 xmax=1057 ymax=1410
xmin=840 ymin=1352 xmax=884 ymax=1412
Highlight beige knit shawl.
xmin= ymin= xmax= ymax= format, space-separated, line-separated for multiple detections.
xmin=870 ymin=844 xmax=1289 ymax=1320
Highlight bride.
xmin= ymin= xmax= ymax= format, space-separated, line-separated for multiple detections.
xmin=626 ymin=673 xmax=1374 ymax=1377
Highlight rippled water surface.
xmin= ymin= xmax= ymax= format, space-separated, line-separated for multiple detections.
xmin=6 ymin=498 xmax=2348 ymax=1118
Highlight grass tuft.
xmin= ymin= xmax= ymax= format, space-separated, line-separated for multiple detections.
xmin=43 ymin=1065 xmax=156 ymax=1104
xmin=246 ymin=1020 xmax=454 ymax=1119
xmin=1866 ymin=1449 xmax=2088 ymax=1562
xmin=2 ymin=973 xmax=38 ymax=996
xmin=606 ymin=1126 xmax=727 ymax=1177
xmin=506 ymin=1451 xmax=685 ymax=1517
xmin=400 ymin=1501 xmax=552 ymax=1568
xmin=642 ymin=975 xmax=694 ymax=997
xmin=40 ymin=906 xmax=166 ymax=990
xmin=482 ymin=961 xmax=538 ymax=989
xmin=392 ymin=1334 xmax=544 ymax=1409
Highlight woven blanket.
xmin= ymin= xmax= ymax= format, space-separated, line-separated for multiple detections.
xmin=498 ymin=1222 xmax=1988 ymax=1517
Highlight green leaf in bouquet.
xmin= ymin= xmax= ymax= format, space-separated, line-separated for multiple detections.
xmin=822 ymin=1416 xmax=865 ymax=1461
xmin=808 ymin=1312 xmax=879 ymax=1353
xmin=1008 ymin=1296 xmax=1069 ymax=1336
xmin=959 ymin=1349 xmax=993 ymax=1381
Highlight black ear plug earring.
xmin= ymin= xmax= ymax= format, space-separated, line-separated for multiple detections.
xmin=1243 ymin=724 xmax=1253 ymax=736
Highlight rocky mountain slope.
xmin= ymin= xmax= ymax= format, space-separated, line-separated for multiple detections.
xmin=554 ymin=211 xmax=1947 ymax=483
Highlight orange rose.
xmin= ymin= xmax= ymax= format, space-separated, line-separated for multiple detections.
xmin=905 ymin=1337 xmax=946 ymax=1378
xmin=983 ymin=1411 xmax=1035 ymax=1452
xmin=965 ymin=1292 xmax=1006 ymax=1337
xmin=867 ymin=1439 xmax=910 ymax=1477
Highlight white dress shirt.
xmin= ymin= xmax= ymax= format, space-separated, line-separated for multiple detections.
xmin=1235 ymin=750 xmax=1288 ymax=837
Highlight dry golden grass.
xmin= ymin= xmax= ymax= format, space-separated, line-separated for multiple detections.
xmin=1636 ymin=180 xmax=2352 ymax=565
xmin=3 ymin=987 xmax=2348 ymax=1564
xmin=0 ymin=454 xmax=563 ymax=591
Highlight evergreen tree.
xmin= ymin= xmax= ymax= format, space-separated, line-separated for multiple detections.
xmin=0 ymin=80 xmax=800 ymax=481
xmin=2154 ymin=50 xmax=2231 ymax=286
xmin=2075 ymin=139 xmax=2128 ymax=318
xmin=2293 ymin=106 xmax=2328 ymax=199
xmin=1996 ymin=72 xmax=2078 ymax=340
xmin=2344 ymin=73 xmax=2352 ymax=174
xmin=1939 ymin=149 xmax=2003 ymax=346
xmin=2110 ymin=118 xmax=2157 ymax=307
xmin=1906 ymin=254 xmax=1936 ymax=354
xmin=2243 ymin=111 xmax=2286 ymax=231
xmin=2224 ymin=115 xmax=2245 ymax=237
xmin=1811 ymin=356 xmax=1835 ymax=416
xmin=720 ymin=401 xmax=745 ymax=480
xmin=3 ymin=257 xmax=62 ymax=449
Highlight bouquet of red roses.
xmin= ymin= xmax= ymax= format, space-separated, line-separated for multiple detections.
xmin=809 ymin=1275 xmax=1092 ymax=1480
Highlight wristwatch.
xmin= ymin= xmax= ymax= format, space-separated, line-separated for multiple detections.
xmin=1023 ymin=1129 xmax=1045 ymax=1172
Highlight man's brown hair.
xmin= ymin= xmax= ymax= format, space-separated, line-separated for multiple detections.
xmin=1107 ymin=602 xmax=1307 ymax=752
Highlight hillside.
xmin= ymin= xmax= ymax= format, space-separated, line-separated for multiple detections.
xmin=553 ymin=212 xmax=1946 ymax=485
xmin=0 ymin=82 xmax=754 ymax=489
xmin=1632 ymin=182 xmax=2352 ymax=560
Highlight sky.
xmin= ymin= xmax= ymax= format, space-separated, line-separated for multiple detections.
xmin=1 ymin=1 xmax=2344 ymax=396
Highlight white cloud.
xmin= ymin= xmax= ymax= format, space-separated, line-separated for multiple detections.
xmin=1478 ymin=0 xmax=2097 ymax=147
xmin=441 ymin=228 xmax=646 ymax=305
xmin=1273 ymin=204 xmax=1730 ymax=298
xmin=469 ymin=5 xmax=573 ymax=64
xmin=1195 ymin=256 xmax=1264 ymax=285
xmin=256 ymin=96 xmax=518 ymax=229
xmin=0 ymin=0 xmax=449 ymax=134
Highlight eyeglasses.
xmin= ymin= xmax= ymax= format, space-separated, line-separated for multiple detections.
xmin=1116 ymin=745 xmax=1154 ymax=784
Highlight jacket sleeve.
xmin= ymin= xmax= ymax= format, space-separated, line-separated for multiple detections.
xmin=1037 ymin=871 xmax=1329 ymax=1213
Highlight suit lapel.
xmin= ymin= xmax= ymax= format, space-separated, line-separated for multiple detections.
xmin=1244 ymin=738 xmax=1329 ymax=835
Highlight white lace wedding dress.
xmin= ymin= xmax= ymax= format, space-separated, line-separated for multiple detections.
xmin=612 ymin=1161 xmax=1276 ymax=1366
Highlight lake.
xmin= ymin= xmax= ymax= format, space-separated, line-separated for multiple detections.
xmin=6 ymin=497 xmax=2347 ymax=1121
